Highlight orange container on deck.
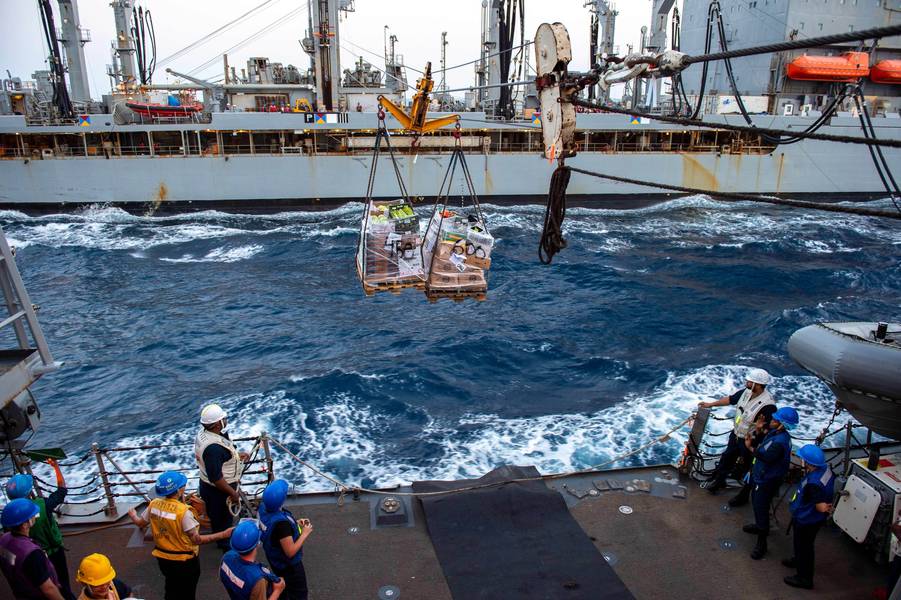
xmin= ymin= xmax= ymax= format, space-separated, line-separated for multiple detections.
xmin=871 ymin=60 xmax=901 ymax=84
xmin=786 ymin=52 xmax=870 ymax=82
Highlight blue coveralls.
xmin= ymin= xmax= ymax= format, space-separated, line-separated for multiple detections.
xmin=750 ymin=428 xmax=792 ymax=537
xmin=789 ymin=466 xmax=835 ymax=583
xmin=219 ymin=550 xmax=280 ymax=600
xmin=260 ymin=505 xmax=308 ymax=600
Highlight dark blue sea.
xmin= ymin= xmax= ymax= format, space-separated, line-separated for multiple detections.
xmin=2 ymin=198 xmax=899 ymax=492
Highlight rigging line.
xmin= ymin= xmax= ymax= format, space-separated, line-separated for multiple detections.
xmin=444 ymin=41 xmax=533 ymax=73
xmin=442 ymin=80 xmax=531 ymax=95
xmin=457 ymin=117 xmax=538 ymax=130
xmin=566 ymin=166 xmax=901 ymax=220
xmin=341 ymin=38 xmax=423 ymax=74
xmin=571 ymin=98 xmax=901 ymax=149
xmin=187 ymin=6 xmax=306 ymax=77
xmin=683 ymin=23 xmax=901 ymax=65
xmin=156 ymin=0 xmax=283 ymax=67
xmin=339 ymin=45 xmax=417 ymax=91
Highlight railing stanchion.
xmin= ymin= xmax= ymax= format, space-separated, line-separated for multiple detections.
xmin=93 ymin=443 xmax=117 ymax=517
xmin=262 ymin=433 xmax=275 ymax=484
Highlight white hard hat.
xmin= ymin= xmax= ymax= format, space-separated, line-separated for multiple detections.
xmin=746 ymin=368 xmax=772 ymax=386
xmin=200 ymin=404 xmax=227 ymax=425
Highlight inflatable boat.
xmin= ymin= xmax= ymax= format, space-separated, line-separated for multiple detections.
xmin=788 ymin=322 xmax=901 ymax=440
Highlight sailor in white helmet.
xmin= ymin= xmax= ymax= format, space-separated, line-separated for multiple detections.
xmin=195 ymin=404 xmax=249 ymax=551
xmin=698 ymin=368 xmax=775 ymax=496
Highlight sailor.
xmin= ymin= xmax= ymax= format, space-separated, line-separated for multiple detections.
xmin=195 ymin=404 xmax=249 ymax=551
xmin=726 ymin=404 xmax=778 ymax=508
xmin=0 ymin=497 xmax=67 ymax=600
xmin=783 ymin=444 xmax=834 ymax=590
xmin=743 ymin=406 xmax=798 ymax=560
xmin=127 ymin=470 xmax=234 ymax=600
xmin=259 ymin=480 xmax=313 ymax=600
xmin=74 ymin=553 xmax=132 ymax=600
xmin=698 ymin=368 xmax=775 ymax=494
xmin=219 ymin=520 xmax=285 ymax=600
xmin=5 ymin=459 xmax=72 ymax=596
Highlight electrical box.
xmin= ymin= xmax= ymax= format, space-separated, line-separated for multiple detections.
xmin=833 ymin=455 xmax=901 ymax=563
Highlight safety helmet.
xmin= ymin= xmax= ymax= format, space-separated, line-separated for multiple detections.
xmin=76 ymin=553 xmax=116 ymax=587
xmin=155 ymin=471 xmax=188 ymax=497
xmin=746 ymin=368 xmax=772 ymax=386
xmin=262 ymin=479 xmax=289 ymax=513
xmin=772 ymin=407 xmax=800 ymax=430
xmin=1 ymin=498 xmax=40 ymax=529
xmin=200 ymin=403 xmax=227 ymax=425
xmin=798 ymin=444 xmax=827 ymax=468
xmin=5 ymin=474 xmax=34 ymax=500
xmin=231 ymin=520 xmax=261 ymax=554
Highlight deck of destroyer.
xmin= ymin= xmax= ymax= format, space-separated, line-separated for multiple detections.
xmin=7 ymin=464 xmax=885 ymax=600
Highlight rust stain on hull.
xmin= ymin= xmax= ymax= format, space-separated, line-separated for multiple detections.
xmin=145 ymin=183 xmax=169 ymax=216
xmin=681 ymin=154 xmax=718 ymax=191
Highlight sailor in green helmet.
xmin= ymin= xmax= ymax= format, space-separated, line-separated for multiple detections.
xmin=5 ymin=460 xmax=71 ymax=598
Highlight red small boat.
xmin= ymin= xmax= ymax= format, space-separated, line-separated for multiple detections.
xmin=871 ymin=60 xmax=901 ymax=84
xmin=786 ymin=52 xmax=869 ymax=82
xmin=125 ymin=102 xmax=203 ymax=118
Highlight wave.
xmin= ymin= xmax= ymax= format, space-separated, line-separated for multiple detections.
xmin=44 ymin=364 xmax=844 ymax=493
xmin=160 ymin=244 xmax=263 ymax=263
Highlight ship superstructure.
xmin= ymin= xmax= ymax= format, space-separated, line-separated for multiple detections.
xmin=0 ymin=0 xmax=899 ymax=210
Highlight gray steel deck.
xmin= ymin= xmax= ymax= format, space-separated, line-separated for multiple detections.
xmin=1 ymin=466 xmax=888 ymax=599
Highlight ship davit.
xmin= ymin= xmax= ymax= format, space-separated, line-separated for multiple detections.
xmin=786 ymin=52 xmax=870 ymax=82
xmin=871 ymin=60 xmax=901 ymax=85
xmin=788 ymin=322 xmax=901 ymax=440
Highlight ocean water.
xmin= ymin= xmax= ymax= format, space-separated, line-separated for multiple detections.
xmin=1 ymin=197 xmax=899 ymax=495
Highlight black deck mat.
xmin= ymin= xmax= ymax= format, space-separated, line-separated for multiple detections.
xmin=412 ymin=465 xmax=634 ymax=600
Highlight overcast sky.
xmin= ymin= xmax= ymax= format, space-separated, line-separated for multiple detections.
xmin=0 ymin=0 xmax=673 ymax=99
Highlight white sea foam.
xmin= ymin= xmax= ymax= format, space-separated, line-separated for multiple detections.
xmin=160 ymin=244 xmax=263 ymax=264
xmin=49 ymin=364 xmax=844 ymax=494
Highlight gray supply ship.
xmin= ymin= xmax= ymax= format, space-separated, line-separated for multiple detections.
xmin=1 ymin=0 xmax=900 ymax=211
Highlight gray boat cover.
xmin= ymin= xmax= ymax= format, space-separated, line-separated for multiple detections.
xmin=412 ymin=465 xmax=634 ymax=600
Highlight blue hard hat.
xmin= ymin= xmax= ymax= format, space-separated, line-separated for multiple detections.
xmin=155 ymin=471 xmax=188 ymax=497
xmin=798 ymin=444 xmax=827 ymax=468
xmin=1 ymin=498 xmax=40 ymax=529
xmin=772 ymin=407 xmax=800 ymax=430
xmin=5 ymin=474 xmax=34 ymax=500
xmin=231 ymin=520 xmax=261 ymax=554
xmin=262 ymin=479 xmax=289 ymax=513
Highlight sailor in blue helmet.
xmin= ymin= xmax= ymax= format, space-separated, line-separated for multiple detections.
xmin=783 ymin=444 xmax=834 ymax=589
xmin=0 ymin=497 xmax=68 ymax=600
xmin=259 ymin=480 xmax=313 ymax=600
xmin=743 ymin=406 xmax=798 ymax=560
xmin=220 ymin=520 xmax=285 ymax=600
xmin=6 ymin=460 xmax=72 ymax=597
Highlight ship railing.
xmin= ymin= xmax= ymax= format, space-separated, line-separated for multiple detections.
xmin=17 ymin=433 xmax=275 ymax=520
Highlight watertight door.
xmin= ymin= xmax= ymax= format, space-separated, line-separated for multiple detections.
xmin=833 ymin=474 xmax=883 ymax=543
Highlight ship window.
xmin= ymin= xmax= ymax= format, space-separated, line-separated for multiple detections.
xmin=849 ymin=25 xmax=854 ymax=31
xmin=799 ymin=21 xmax=805 ymax=29
xmin=818 ymin=23 xmax=823 ymax=31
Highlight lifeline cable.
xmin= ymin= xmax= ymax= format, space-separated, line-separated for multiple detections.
xmin=267 ymin=416 xmax=693 ymax=499
xmin=571 ymin=98 xmax=901 ymax=149
xmin=566 ymin=166 xmax=901 ymax=220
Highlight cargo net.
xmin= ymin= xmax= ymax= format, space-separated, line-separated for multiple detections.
xmin=356 ymin=110 xmax=426 ymax=296
xmin=421 ymin=141 xmax=494 ymax=302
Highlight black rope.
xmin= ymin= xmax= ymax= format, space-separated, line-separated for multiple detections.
xmin=32 ymin=473 xmax=97 ymax=490
xmin=571 ymin=98 xmax=901 ymax=149
xmin=854 ymin=88 xmax=901 ymax=213
xmin=683 ymin=23 xmax=901 ymax=65
xmin=539 ymin=165 xmax=571 ymax=264
xmin=567 ymin=167 xmax=901 ymax=220
xmin=58 ymin=453 xmax=93 ymax=467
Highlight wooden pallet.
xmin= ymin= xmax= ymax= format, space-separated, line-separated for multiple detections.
xmin=360 ymin=276 xmax=426 ymax=297
xmin=425 ymin=288 xmax=488 ymax=303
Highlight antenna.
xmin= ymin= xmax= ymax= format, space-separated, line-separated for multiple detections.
xmin=440 ymin=31 xmax=448 ymax=95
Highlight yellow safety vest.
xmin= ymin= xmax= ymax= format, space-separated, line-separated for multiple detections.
xmin=148 ymin=497 xmax=199 ymax=561
xmin=77 ymin=583 xmax=121 ymax=600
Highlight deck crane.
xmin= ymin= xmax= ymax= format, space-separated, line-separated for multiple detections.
xmin=377 ymin=62 xmax=459 ymax=135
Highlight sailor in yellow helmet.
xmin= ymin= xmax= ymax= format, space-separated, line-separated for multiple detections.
xmin=75 ymin=553 xmax=132 ymax=600
xmin=127 ymin=470 xmax=234 ymax=600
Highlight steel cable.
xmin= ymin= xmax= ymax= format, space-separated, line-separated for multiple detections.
xmin=566 ymin=166 xmax=901 ymax=220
